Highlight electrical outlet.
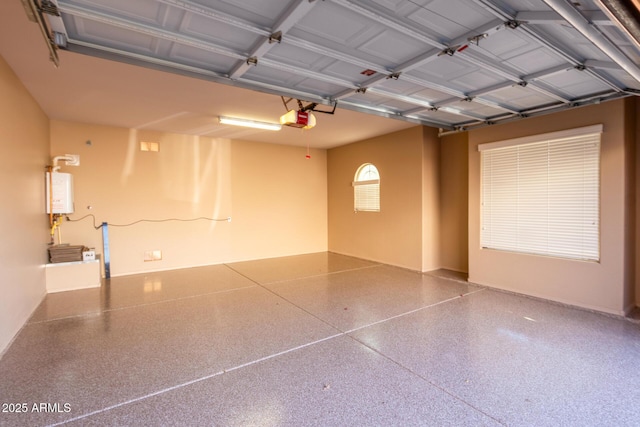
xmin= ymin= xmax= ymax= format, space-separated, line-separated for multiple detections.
xmin=144 ymin=250 xmax=162 ymax=262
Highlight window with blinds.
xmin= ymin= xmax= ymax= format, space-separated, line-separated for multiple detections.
xmin=353 ymin=163 xmax=380 ymax=212
xmin=479 ymin=125 xmax=601 ymax=262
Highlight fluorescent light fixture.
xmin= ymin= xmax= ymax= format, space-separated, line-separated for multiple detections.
xmin=219 ymin=116 xmax=281 ymax=131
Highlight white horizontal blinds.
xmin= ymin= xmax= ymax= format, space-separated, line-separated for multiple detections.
xmin=354 ymin=164 xmax=380 ymax=212
xmin=480 ymin=126 xmax=601 ymax=261
xmin=547 ymin=133 xmax=600 ymax=260
xmin=482 ymin=146 xmax=518 ymax=250
xmin=354 ymin=181 xmax=380 ymax=211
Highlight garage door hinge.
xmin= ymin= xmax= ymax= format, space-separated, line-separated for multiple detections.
xmin=269 ymin=31 xmax=282 ymax=44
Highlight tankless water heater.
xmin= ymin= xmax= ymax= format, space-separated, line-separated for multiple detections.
xmin=45 ymin=172 xmax=74 ymax=214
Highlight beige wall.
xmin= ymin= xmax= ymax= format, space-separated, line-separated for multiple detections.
xmin=326 ymin=125 xmax=469 ymax=273
xmin=229 ymin=139 xmax=328 ymax=262
xmin=0 ymin=56 xmax=50 ymax=355
xmin=439 ymin=131 xmax=469 ymax=273
xmin=421 ymin=127 xmax=441 ymax=271
xmin=624 ymin=98 xmax=637 ymax=308
xmin=328 ymin=127 xmax=425 ymax=270
xmin=468 ymin=100 xmax=634 ymax=315
xmin=51 ymin=121 xmax=327 ymax=276
xmin=636 ymin=97 xmax=640 ymax=307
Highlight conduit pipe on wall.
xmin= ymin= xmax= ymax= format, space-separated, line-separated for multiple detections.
xmin=542 ymin=0 xmax=640 ymax=83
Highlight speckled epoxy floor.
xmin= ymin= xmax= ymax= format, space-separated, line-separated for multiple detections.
xmin=1 ymin=252 xmax=639 ymax=426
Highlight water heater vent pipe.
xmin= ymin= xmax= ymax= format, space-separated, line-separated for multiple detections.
xmin=52 ymin=154 xmax=79 ymax=172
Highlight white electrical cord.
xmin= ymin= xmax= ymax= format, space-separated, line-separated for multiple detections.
xmin=66 ymin=214 xmax=231 ymax=229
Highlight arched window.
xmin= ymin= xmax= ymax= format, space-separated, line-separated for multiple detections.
xmin=353 ymin=163 xmax=380 ymax=212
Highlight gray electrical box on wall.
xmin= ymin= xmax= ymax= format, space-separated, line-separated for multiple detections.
xmin=45 ymin=172 xmax=74 ymax=214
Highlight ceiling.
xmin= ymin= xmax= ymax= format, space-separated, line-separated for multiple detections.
xmin=2 ymin=0 xmax=640 ymax=149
